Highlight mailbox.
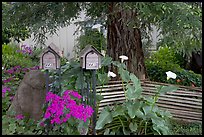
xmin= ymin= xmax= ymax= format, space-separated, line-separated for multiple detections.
xmin=39 ymin=43 xmax=62 ymax=70
xmin=80 ymin=45 xmax=103 ymax=70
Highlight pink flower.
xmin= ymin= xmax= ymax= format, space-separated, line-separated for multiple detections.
xmin=3 ymin=77 xmax=13 ymax=83
xmin=40 ymin=122 xmax=45 ymax=127
xmin=2 ymin=86 xmax=11 ymax=97
xmin=16 ymin=114 xmax=24 ymax=120
xmin=44 ymin=90 xmax=94 ymax=125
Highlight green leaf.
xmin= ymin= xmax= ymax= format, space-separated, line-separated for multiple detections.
xmin=112 ymin=105 xmax=125 ymax=117
xmin=158 ymin=85 xmax=178 ymax=95
xmin=101 ymin=56 xmax=112 ymax=66
xmin=97 ymin=73 xmax=109 ymax=85
xmin=126 ymin=100 xmax=141 ymax=118
xmin=126 ymin=84 xmax=142 ymax=100
xmin=96 ymin=94 xmax=103 ymax=102
xmin=95 ymin=107 xmax=113 ymax=130
xmin=118 ymin=68 xmax=130 ymax=82
xmin=9 ymin=123 xmax=16 ymax=134
xmin=143 ymin=105 xmax=152 ymax=115
xmin=129 ymin=122 xmax=138 ymax=132
xmin=77 ymin=119 xmax=90 ymax=135
xmin=130 ymin=73 xmax=141 ymax=87
xmin=135 ymin=110 xmax=145 ymax=119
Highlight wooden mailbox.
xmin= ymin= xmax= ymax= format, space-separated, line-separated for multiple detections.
xmin=39 ymin=43 xmax=62 ymax=70
xmin=80 ymin=45 xmax=103 ymax=70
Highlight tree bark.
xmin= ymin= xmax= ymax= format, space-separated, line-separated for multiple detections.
xmin=107 ymin=2 xmax=147 ymax=80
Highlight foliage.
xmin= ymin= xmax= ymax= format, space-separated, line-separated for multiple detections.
xmin=74 ymin=27 xmax=106 ymax=57
xmin=2 ymin=43 xmax=37 ymax=69
xmin=173 ymin=69 xmax=202 ymax=87
xmin=3 ymin=2 xmax=202 ymax=57
xmin=170 ymin=119 xmax=202 ymax=135
xmin=2 ymin=114 xmax=45 ymax=135
xmin=145 ymin=46 xmax=202 ymax=87
xmin=2 ymin=2 xmax=30 ymax=44
xmin=95 ymin=60 xmax=178 ymax=135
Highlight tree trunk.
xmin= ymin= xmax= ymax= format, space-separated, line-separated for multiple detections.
xmin=107 ymin=2 xmax=147 ymax=80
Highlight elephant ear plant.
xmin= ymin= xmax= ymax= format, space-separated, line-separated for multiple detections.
xmin=95 ymin=62 xmax=178 ymax=135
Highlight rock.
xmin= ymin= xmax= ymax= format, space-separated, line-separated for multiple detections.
xmin=8 ymin=70 xmax=46 ymax=121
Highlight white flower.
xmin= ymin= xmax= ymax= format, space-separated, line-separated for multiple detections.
xmin=2 ymin=67 xmax=4 ymax=70
xmin=119 ymin=55 xmax=128 ymax=63
xmin=101 ymin=50 xmax=106 ymax=56
xmin=108 ymin=71 xmax=116 ymax=78
xmin=92 ymin=24 xmax=102 ymax=32
xmin=166 ymin=71 xmax=177 ymax=80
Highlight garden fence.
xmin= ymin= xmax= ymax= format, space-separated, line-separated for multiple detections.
xmin=96 ymin=80 xmax=202 ymax=123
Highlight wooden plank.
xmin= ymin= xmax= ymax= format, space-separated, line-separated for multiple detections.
xmin=142 ymin=87 xmax=202 ymax=96
xmin=156 ymin=100 xmax=202 ymax=109
xmin=142 ymin=89 xmax=202 ymax=98
xmin=170 ymin=113 xmax=202 ymax=121
xmin=142 ymin=92 xmax=202 ymax=103
xmin=142 ymin=92 xmax=202 ymax=106
xmin=156 ymin=103 xmax=201 ymax=113
xmin=141 ymin=80 xmax=202 ymax=92
xmin=159 ymin=107 xmax=202 ymax=117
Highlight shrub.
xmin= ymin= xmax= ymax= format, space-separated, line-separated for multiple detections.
xmin=145 ymin=46 xmax=202 ymax=87
xmin=2 ymin=43 xmax=37 ymax=69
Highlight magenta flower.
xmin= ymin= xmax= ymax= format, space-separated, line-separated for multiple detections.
xmin=6 ymin=69 xmax=14 ymax=74
xmin=44 ymin=90 xmax=94 ymax=125
xmin=3 ymin=77 xmax=13 ymax=83
xmin=16 ymin=114 xmax=24 ymax=120
xmin=2 ymin=86 xmax=11 ymax=97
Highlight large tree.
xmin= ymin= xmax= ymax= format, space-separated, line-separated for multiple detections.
xmin=3 ymin=2 xmax=202 ymax=79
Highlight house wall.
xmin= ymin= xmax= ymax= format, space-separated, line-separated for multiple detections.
xmin=21 ymin=11 xmax=86 ymax=60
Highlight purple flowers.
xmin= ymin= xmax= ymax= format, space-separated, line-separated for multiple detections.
xmin=2 ymin=86 xmax=11 ymax=97
xmin=17 ymin=44 xmax=33 ymax=55
xmin=16 ymin=114 xmax=25 ymax=120
xmin=4 ymin=65 xmax=40 ymax=76
xmin=44 ymin=90 xmax=94 ymax=125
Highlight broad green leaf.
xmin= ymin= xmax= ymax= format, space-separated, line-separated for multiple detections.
xmin=130 ymin=73 xmax=141 ymax=87
xmin=158 ymin=85 xmax=178 ymax=95
xmin=95 ymin=107 xmax=113 ymax=130
xmin=97 ymin=73 xmax=109 ymax=85
xmin=126 ymin=100 xmax=141 ymax=118
xmin=129 ymin=122 xmax=138 ymax=132
xmin=112 ymin=105 xmax=125 ymax=117
xmin=135 ymin=110 xmax=145 ymax=119
xmin=118 ymin=68 xmax=130 ymax=82
xmin=142 ymin=105 xmax=152 ymax=115
xmin=101 ymin=56 xmax=112 ymax=66
xmin=126 ymin=84 xmax=142 ymax=100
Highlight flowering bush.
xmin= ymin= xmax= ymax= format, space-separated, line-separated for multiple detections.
xmin=2 ymin=43 xmax=37 ymax=69
xmin=44 ymin=90 xmax=94 ymax=125
xmin=17 ymin=44 xmax=33 ymax=55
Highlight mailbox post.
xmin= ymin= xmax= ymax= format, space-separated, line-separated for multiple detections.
xmin=80 ymin=45 xmax=103 ymax=135
xmin=39 ymin=43 xmax=62 ymax=134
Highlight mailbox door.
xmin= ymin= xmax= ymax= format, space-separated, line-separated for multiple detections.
xmin=42 ymin=52 xmax=57 ymax=70
xmin=85 ymin=52 xmax=99 ymax=69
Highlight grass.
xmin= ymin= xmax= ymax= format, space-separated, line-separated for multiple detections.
xmin=170 ymin=119 xmax=202 ymax=135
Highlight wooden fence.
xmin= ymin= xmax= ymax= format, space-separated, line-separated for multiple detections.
xmin=96 ymin=80 xmax=202 ymax=123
